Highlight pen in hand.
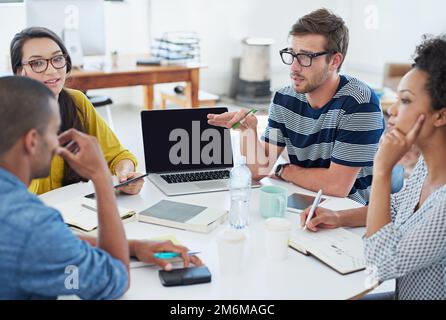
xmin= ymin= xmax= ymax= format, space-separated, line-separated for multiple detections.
xmin=303 ymin=189 xmax=323 ymax=230
xmin=154 ymin=251 xmax=200 ymax=259
xmin=232 ymin=108 xmax=258 ymax=129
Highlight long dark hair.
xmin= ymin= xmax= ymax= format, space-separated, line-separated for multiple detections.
xmin=10 ymin=27 xmax=88 ymax=186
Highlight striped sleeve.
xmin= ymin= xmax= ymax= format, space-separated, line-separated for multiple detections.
xmin=331 ymin=104 xmax=384 ymax=167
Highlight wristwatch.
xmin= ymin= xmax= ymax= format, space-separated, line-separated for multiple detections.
xmin=275 ymin=163 xmax=290 ymax=180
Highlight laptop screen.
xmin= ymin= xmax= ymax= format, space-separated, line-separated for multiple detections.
xmin=141 ymin=108 xmax=234 ymax=173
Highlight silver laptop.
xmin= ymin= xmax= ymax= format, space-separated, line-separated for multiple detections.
xmin=141 ymin=107 xmax=260 ymax=196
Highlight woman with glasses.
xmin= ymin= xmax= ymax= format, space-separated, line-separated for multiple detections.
xmin=10 ymin=27 xmax=144 ymax=195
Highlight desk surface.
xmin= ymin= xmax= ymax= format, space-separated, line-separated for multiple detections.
xmin=66 ymin=54 xmax=201 ymax=109
xmin=41 ymin=176 xmax=372 ymax=300
xmin=70 ymin=54 xmax=201 ymax=77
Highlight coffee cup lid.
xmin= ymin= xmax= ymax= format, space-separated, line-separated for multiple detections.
xmin=265 ymin=217 xmax=292 ymax=231
xmin=218 ymin=228 xmax=246 ymax=243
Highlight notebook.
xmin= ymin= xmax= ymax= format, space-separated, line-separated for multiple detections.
xmin=51 ymin=197 xmax=137 ymax=233
xmin=289 ymin=227 xmax=365 ymax=275
xmin=138 ymin=200 xmax=228 ymax=233
xmin=287 ymin=195 xmax=365 ymax=275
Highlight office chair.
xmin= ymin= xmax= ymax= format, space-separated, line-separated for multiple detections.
xmin=86 ymin=93 xmax=115 ymax=132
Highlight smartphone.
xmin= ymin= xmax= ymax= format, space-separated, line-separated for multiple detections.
xmin=159 ymin=266 xmax=212 ymax=287
xmin=287 ymin=193 xmax=327 ymax=213
xmin=84 ymin=173 xmax=149 ymax=199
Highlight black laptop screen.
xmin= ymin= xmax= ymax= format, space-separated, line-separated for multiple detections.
xmin=141 ymin=108 xmax=234 ymax=173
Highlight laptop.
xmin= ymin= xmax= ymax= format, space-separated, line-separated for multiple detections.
xmin=141 ymin=107 xmax=261 ymax=196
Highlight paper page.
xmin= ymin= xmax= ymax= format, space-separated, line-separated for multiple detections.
xmin=319 ymin=198 xmax=364 ymax=211
xmin=51 ymin=197 xmax=135 ymax=231
xmin=289 ymin=228 xmax=365 ymax=274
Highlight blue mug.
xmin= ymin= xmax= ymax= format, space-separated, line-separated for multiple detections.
xmin=259 ymin=186 xmax=287 ymax=218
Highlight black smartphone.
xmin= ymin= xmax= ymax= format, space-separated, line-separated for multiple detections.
xmin=159 ymin=266 xmax=212 ymax=287
xmin=84 ymin=173 xmax=149 ymax=199
xmin=287 ymin=193 xmax=327 ymax=213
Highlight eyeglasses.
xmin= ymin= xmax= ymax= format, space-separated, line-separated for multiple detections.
xmin=279 ymin=48 xmax=334 ymax=67
xmin=21 ymin=54 xmax=68 ymax=73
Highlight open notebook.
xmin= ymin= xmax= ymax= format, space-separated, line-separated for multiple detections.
xmin=289 ymin=227 xmax=365 ymax=275
xmin=288 ymin=196 xmax=366 ymax=275
xmin=51 ymin=197 xmax=137 ymax=233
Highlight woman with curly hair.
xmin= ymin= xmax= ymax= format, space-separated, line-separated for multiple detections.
xmin=301 ymin=35 xmax=446 ymax=300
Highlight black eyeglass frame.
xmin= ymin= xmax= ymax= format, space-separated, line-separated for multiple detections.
xmin=21 ymin=54 xmax=68 ymax=73
xmin=279 ymin=48 xmax=336 ymax=67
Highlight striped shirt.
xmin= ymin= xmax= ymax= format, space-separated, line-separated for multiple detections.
xmin=261 ymin=75 xmax=384 ymax=204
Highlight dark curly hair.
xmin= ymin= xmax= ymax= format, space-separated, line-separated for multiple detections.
xmin=413 ymin=34 xmax=446 ymax=111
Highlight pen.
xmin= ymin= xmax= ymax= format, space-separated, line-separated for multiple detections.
xmin=303 ymin=189 xmax=323 ymax=230
xmin=81 ymin=203 xmax=97 ymax=212
xmin=232 ymin=108 xmax=258 ymax=129
xmin=154 ymin=251 xmax=200 ymax=259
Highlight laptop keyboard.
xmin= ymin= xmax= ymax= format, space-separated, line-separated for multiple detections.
xmin=161 ymin=170 xmax=231 ymax=184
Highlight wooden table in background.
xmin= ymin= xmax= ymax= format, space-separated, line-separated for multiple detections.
xmin=66 ymin=54 xmax=201 ymax=109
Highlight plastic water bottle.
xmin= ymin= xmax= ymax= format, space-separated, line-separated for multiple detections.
xmin=229 ymin=156 xmax=251 ymax=229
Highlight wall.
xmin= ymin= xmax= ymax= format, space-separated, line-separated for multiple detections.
xmin=1 ymin=0 xmax=446 ymax=103
xmin=150 ymin=0 xmax=446 ymax=92
xmin=0 ymin=0 xmax=150 ymax=105
xmin=150 ymin=0 xmax=343 ymax=94
xmin=345 ymin=0 xmax=446 ymax=86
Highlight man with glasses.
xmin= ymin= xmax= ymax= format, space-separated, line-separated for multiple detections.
xmin=208 ymin=8 xmax=384 ymax=205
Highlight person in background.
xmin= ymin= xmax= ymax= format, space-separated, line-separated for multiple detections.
xmin=10 ymin=27 xmax=143 ymax=195
xmin=208 ymin=8 xmax=384 ymax=205
xmin=302 ymin=35 xmax=446 ymax=300
xmin=0 ymin=76 xmax=201 ymax=299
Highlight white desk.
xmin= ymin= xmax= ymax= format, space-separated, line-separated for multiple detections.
xmin=40 ymin=176 xmax=375 ymax=300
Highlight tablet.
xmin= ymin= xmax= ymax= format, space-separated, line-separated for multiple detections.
xmin=287 ymin=193 xmax=327 ymax=213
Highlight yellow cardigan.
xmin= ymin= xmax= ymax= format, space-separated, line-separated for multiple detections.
xmin=29 ymin=88 xmax=137 ymax=195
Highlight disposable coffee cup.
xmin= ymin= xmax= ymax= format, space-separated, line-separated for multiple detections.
xmin=217 ymin=228 xmax=246 ymax=275
xmin=265 ymin=217 xmax=292 ymax=260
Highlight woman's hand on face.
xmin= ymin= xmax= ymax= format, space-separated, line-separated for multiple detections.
xmin=374 ymin=114 xmax=425 ymax=175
